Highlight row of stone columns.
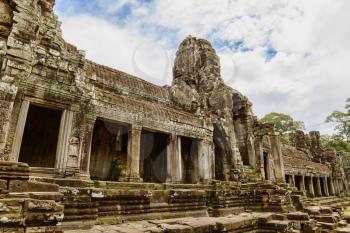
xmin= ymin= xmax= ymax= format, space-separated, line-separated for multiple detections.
xmin=116 ymin=125 xmax=214 ymax=183
xmin=10 ymin=100 xmax=215 ymax=183
xmin=286 ymin=174 xmax=344 ymax=197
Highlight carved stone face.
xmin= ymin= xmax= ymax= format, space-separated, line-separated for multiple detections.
xmin=171 ymin=36 xmax=225 ymax=112
xmin=173 ymin=36 xmax=222 ymax=92
xmin=39 ymin=0 xmax=55 ymax=17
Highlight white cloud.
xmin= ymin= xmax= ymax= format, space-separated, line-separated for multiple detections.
xmin=58 ymin=14 xmax=173 ymax=85
xmin=55 ymin=0 xmax=350 ymax=134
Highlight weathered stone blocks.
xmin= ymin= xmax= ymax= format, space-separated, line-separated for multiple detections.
xmin=0 ymin=199 xmax=24 ymax=225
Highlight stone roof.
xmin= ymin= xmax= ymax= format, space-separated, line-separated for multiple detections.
xmin=283 ymin=156 xmax=330 ymax=173
xmin=282 ymin=146 xmax=331 ymax=175
xmin=85 ymin=60 xmax=171 ymax=103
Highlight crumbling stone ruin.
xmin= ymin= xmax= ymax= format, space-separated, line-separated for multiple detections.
xmin=0 ymin=0 xmax=350 ymax=232
xmin=285 ymin=131 xmax=348 ymax=198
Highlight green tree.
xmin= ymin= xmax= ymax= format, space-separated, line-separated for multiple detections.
xmin=321 ymin=135 xmax=350 ymax=153
xmin=325 ymin=98 xmax=350 ymax=141
xmin=260 ymin=112 xmax=305 ymax=144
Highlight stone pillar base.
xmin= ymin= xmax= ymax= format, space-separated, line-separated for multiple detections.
xmin=64 ymin=167 xmax=81 ymax=178
xmin=201 ymin=179 xmax=214 ymax=185
xmin=120 ymin=176 xmax=142 ymax=183
xmin=79 ymin=172 xmax=91 ymax=181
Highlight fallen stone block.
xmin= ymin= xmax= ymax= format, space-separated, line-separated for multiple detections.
xmin=0 ymin=199 xmax=24 ymax=225
xmin=338 ymin=220 xmax=348 ymax=227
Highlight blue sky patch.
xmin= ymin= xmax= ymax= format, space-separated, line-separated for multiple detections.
xmin=265 ymin=46 xmax=278 ymax=61
xmin=213 ymin=39 xmax=253 ymax=53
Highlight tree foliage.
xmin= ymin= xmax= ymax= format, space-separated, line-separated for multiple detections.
xmin=325 ymin=98 xmax=350 ymax=141
xmin=260 ymin=112 xmax=305 ymax=144
xmin=321 ymin=135 xmax=350 ymax=153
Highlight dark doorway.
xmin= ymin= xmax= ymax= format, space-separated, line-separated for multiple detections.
xmin=181 ymin=137 xmax=199 ymax=184
xmin=263 ymin=153 xmax=269 ymax=180
xmin=140 ymin=130 xmax=169 ymax=183
xmin=90 ymin=118 xmax=129 ymax=181
xmin=295 ymin=176 xmax=302 ymax=190
xmin=285 ymin=175 xmax=290 ymax=184
xmin=19 ymin=104 xmax=62 ymax=168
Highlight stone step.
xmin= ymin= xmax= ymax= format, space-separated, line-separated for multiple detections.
xmin=313 ymin=214 xmax=340 ymax=224
xmin=336 ymin=227 xmax=350 ymax=233
xmin=318 ymin=222 xmax=338 ymax=231
xmin=287 ymin=212 xmax=310 ymax=221
xmin=265 ymin=220 xmax=292 ymax=231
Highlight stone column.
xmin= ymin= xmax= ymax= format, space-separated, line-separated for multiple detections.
xmin=254 ymin=136 xmax=264 ymax=179
xmin=291 ymin=175 xmax=296 ymax=187
xmin=322 ymin=177 xmax=329 ymax=196
xmin=0 ymin=80 xmax=18 ymax=160
xmin=126 ymin=125 xmax=142 ymax=182
xmin=166 ymin=135 xmax=172 ymax=183
xmin=328 ymin=177 xmax=335 ymax=196
xmin=10 ymin=100 xmax=29 ymax=162
xmin=269 ymin=133 xmax=285 ymax=182
xmin=333 ymin=178 xmax=339 ymax=195
xmin=287 ymin=175 xmax=292 ymax=186
xmin=55 ymin=110 xmax=74 ymax=176
xmin=300 ymin=176 xmax=306 ymax=192
xmin=79 ymin=117 xmax=95 ymax=180
xmin=308 ymin=176 xmax=315 ymax=197
xmin=337 ymin=179 xmax=341 ymax=194
xmin=198 ymin=138 xmax=214 ymax=183
xmin=344 ymin=180 xmax=350 ymax=194
xmin=247 ymin=136 xmax=256 ymax=168
xmin=316 ymin=177 xmax=322 ymax=196
xmin=168 ymin=134 xmax=182 ymax=183
xmin=338 ymin=179 xmax=343 ymax=194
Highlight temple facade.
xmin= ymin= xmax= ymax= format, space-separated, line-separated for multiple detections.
xmin=0 ymin=0 xmax=285 ymax=185
xmin=284 ymin=131 xmax=349 ymax=198
xmin=0 ymin=0 xmax=349 ymax=232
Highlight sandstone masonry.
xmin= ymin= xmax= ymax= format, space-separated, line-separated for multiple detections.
xmin=0 ymin=1 xmax=349 ymax=232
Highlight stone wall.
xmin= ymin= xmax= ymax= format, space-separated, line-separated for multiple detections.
xmin=0 ymin=1 xmax=349 ymax=232
xmin=0 ymin=161 xmax=64 ymax=232
xmin=0 ymin=0 xmax=284 ymax=184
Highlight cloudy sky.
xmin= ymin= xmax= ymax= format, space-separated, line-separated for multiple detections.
xmin=54 ymin=0 xmax=350 ymax=134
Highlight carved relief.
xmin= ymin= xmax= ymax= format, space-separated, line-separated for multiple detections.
xmin=66 ymin=136 xmax=80 ymax=168
xmin=171 ymin=36 xmax=223 ymax=112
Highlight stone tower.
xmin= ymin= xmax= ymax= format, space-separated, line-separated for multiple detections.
xmin=171 ymin=36 xmax=244 ymax=181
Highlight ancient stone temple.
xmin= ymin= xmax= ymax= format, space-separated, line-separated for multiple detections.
xmin=0 ymin=1 xmax=350 ymax=232
xmin=284 ymin=131 xmax=349 ymax=198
